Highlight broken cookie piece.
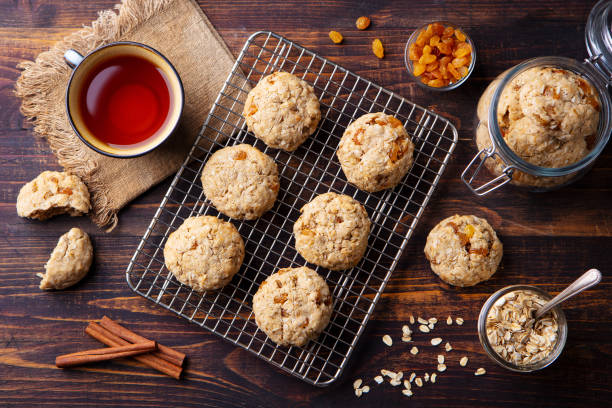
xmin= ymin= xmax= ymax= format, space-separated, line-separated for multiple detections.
xmin=38 ymin=227 xmax=93 ymax=290
xmin=16 ymin=171 xmax=91 ymax=220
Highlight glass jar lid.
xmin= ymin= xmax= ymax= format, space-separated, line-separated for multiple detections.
xmin=585 ymin=0 xmax=612 ymax=84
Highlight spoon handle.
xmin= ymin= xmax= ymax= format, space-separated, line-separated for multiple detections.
xmin=535 ymin=268 xmax=602 ymax=320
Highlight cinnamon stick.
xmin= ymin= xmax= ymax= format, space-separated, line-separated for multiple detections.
xmin=86 ymin=322 xmax=182 ymax=380
xmin=99 ymin=316 xmax=185 ymax=367
xmin=56 ymin=341 xmax=156 ymax=368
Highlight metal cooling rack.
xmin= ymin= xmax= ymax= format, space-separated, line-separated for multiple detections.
xmin=126 ymin=31 xmax=458 ymax=386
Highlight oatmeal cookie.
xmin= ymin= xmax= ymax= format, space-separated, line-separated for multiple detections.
xmin=476 ymin=66 xmax=599 ymax=187
xmin=38 ymin=228 xmax=93 ymax=290
xmin=17 ymin=171 xmax=91 ymax=220
xmin=252 ymin=266 xmax=333 ymax=347
xmin=293 ymin=192 xmax=370 ymax=270
xmin=424 ymin=214 xmax=503 ymax=287
xmin=243 ymin=71 xmax=321 ymax=151
xmin=337 ymin=112 xmax=414 ymax=192
xmin=163 ymin=216 xmax=244 ymax=291
xmin=201 ymin=144 xmax=279 ymax=220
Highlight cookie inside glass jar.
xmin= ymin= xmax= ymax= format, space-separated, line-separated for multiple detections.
xmin=476 ymin=66 xmax=600 ymax=187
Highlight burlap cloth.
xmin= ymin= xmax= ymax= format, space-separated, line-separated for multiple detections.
xmin=15 ymin=0 xmax=237 ymax=230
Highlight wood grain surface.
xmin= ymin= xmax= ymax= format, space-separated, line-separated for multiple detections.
xmin=1 ymin=0 xmax=611 ymax=407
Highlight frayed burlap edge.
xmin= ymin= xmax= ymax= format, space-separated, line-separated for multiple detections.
xmin=14 ymin=0 xmax=175 ymax=231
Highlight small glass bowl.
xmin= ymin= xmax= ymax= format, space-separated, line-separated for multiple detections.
xmin=477 ymin=285 xmax=568 ymax=372
xmin=404 ymin=21 xmax=477 ymax=91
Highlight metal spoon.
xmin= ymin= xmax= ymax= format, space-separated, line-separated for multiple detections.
xmin=534 ymin=268 xmax=602 ymax=320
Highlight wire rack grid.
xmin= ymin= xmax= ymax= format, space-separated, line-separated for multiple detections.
xmin=126 ymin=31 xmax=458 ymax=386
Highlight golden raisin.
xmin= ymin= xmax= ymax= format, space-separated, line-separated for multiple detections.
xmin=413 ymin=62 xmax=426 ymax=76
xmin=428 ymin=79 xmax=444 ymax=88
xmin=233 ymin=151 xmax=247 ymax=160
xmin=454 ymin=43 xmax=471 ymax=58
xmin=419 ymin=54 xmax=436 ymax=65
xmin=301 ymin=228 xmax=315 ymax=237
xmin=58 ymin=187 xmax=73 ymax=195
xmin=423 ymin=45 xmax=432 ymax=55
xmin=329 ymin=31 xmax=343 ymax=44
xmin=387 ymin=116 xmax=403 ymax=128
xmin=389 ymin=140 xmax=407 ymax=162
xmin=452 ymin=57 xmax=469 ymax=68
xmin=430 ymin=69 xmax=443 ymax=79
xmin=274 ymin=293 xmax=288 ymax=304
xmin=372 ymin=38 xmax=384 ymax=58
xmin=464 ymin=224 xmax=475 ymax=239
xmin=447 ymin=63 xmax=461 ymax=80
xmin=429 ymin=35 xmax=440 ymax=47
xmin=356 ymin=16 xmax=370 ymax=30
xmin=442 ymin=26 xmax=455 ymax=38
xmin=247 ymin=105 xmax=257 ymax=116
xmin=469 ymin=247 xmax=489 ymax=256
xmin=426 ymin=61 xmax=439 ymax=72
xmin=454 ymin=29 xmax=467 ymax=42
xmin=408 ymin=43 xmax=421 ymax=61
xmin=431 ymin=22 xmax=445 ymax=36
xmin=426 ymin=24 xmax=434 ymax=37
xmin=415 ymin=31 xmax=428 ymax=47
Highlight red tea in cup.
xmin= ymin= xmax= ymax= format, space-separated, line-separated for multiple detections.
xmin=79 ymin=54 xmax=171 ymax=147
xmin=65 ymin=42 xmax=183 ymax=158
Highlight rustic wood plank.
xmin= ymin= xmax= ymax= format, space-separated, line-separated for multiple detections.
xmin=0 ymin=0 xmax=611 ymax=407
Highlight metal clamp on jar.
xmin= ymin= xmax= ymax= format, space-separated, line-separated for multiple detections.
xmin=462 ymin=0 xmax=612 ymax=195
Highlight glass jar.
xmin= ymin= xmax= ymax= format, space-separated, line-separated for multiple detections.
xmin=477 ymin=285 xmax=568 ymax=372
xmin=462 ymin=0 xmax=612 ymax=195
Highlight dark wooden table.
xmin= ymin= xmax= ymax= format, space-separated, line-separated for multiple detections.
xmin=1 ymin=1 xmax=611 ymax=407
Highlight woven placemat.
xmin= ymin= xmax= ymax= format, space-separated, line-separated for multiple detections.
xmin=15 ymin=0 xmax=237 ymax=230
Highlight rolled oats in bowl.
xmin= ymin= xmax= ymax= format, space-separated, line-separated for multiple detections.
xmin=478 ymin=285 xmax=567 ymax=372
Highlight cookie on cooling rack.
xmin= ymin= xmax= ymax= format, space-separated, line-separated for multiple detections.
xmin=201 ymin=144 xmax=279 ymax=220
xmin=293 ymin=192 xmax=370 ymax=271
xmin=337 ymin=112 xmax=415 ymax=192
xmin=163 ymin=216 xmax=245 ymax=291
xmin=252 ymin=266 xmax=333 ymax=347
xmin=243 ymin=71 xmax=321 ymax=151
xmin=37 ymin=227 xmax=93 ymax=290
xmin=424 ymin=214 xmax=503 ymax=287
xmin=17 ymin=171 xmax=91 ymax=220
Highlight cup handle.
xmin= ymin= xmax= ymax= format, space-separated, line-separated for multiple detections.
xmin=64 ymin=49 xmax=85 ymax=69
xmin=461 ymin=148 xmax=515 ymax=196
